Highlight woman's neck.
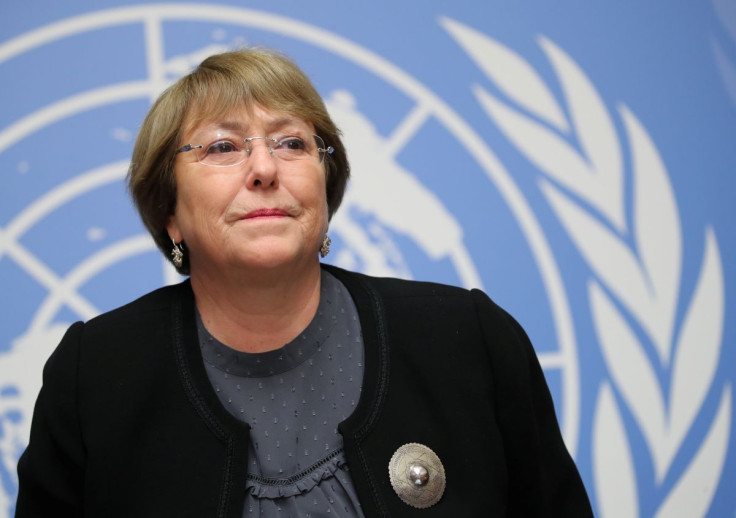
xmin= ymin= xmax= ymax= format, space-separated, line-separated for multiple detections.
xmin=190 ymin=261 xmax=322 ymax=353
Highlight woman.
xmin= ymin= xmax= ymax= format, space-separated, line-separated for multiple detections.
xmin=16 ymin=49 xmax=593 ymax=517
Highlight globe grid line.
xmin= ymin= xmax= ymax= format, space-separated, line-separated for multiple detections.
xmin=384 ymin=104 xmax=432 ymax=158
xmin=28 ymin=234 xmax=157 ymax=334
xmin=1 ymin=163 xmax=132 ymax=330
xmin=0 ymin=82 xmax=152 ymax=155
xmin=143 ymin=14 xmax=168 ymax=101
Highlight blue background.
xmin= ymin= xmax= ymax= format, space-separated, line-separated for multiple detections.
xmin=1 ymin=2 xmax=734 ymax=516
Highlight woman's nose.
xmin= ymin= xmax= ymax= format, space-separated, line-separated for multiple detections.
xmin=244 ymin=141 xmax=279 ymax=188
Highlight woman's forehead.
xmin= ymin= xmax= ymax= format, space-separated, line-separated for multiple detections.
xmin=182 ymin=104 xmax=313 ymax=137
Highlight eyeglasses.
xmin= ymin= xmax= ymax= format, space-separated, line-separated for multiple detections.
xmin=176 ymin=135 xmax=333 ymax=167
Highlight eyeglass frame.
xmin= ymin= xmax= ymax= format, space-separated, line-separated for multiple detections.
xmin=175 ymin=134 xmax=334 ymax=167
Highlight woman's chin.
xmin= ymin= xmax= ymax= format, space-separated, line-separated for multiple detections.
xmin=229 ymin=243 xmax=316 ymax=273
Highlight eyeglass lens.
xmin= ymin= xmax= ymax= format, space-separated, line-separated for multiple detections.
xmin=195 ymin=135 xmax=328 ymax=166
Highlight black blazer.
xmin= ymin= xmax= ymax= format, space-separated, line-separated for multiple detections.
xmin=16 ymin=265 xmax=592 ymax=517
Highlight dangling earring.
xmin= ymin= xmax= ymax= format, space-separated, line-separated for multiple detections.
xmin=171 ymin=239 xmax=184 ymax=268
xmin=319 ymin=234 xmax=331 ymax=258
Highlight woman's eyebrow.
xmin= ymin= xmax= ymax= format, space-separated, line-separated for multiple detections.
xmin=267 ymin=117 xmax=297 ymax=128
xmin=192 ymin=117 xmax=307 ymax=137
xmin=213 ymin=120 xmax=248 ymax=132
xmin=185 ymin=120 xmax=247 ymax=141
xmin=265 ymin=117 xmax=311 ymax=134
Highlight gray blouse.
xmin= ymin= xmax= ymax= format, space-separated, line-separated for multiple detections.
xmin=197 ymin=271 xmax=366 ymax=517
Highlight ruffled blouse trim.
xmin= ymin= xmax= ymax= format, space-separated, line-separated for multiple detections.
xmin=245 ymin=449 xmax=349 ymax=499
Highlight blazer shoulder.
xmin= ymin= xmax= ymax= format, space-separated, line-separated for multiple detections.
xmin=469 ymin=287 xmax=525 ymax=337
xmin=324 ymin=264 xmax=521 ymax=337
xmin=323 ymin=263 xmax=471 ymax=300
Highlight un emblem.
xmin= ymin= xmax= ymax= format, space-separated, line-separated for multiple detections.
xmin=7 ymin=5 xmax=726 ymax=517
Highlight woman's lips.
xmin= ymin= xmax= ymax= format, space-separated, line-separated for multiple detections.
xmin=242 ymin=208 xmax=289 ymax=219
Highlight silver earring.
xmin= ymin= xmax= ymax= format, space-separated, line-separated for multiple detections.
xmin=319 ymin=234 xmax=331 ymax=258
xmin=171 ymin=239 xmax=184 ymax=268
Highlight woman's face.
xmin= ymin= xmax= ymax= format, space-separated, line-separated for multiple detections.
xmin=167 ymin=105 xmax=328 ymax=277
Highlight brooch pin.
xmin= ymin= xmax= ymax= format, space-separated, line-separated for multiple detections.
xmin=388 ymin=443 xmax=446 ymax=509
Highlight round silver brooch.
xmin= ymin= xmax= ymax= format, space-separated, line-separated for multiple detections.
xmin=388 ymin=443 xmax=446 ymax=509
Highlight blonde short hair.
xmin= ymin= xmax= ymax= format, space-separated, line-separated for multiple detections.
xmin=128 ymin=48 xmax=350 ymax=274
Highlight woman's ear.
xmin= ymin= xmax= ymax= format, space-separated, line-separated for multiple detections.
xmin=166 ymin=215 xmax=182 ymax=243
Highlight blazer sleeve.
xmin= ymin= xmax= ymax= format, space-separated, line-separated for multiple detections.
xmin=15 ymin=321 xmax=86 ymax=517
xmin=471 ymin=289 xmax=593 ymax=517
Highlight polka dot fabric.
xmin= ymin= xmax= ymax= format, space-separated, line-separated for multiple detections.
xmin=198 ymin=271 xmax=365 ymax=517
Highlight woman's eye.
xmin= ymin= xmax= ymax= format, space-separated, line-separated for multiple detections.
xmin=278 ymin=137 xmax=307 ymax=151
xmin=206 ymin=141 xmax=238 ymax=154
